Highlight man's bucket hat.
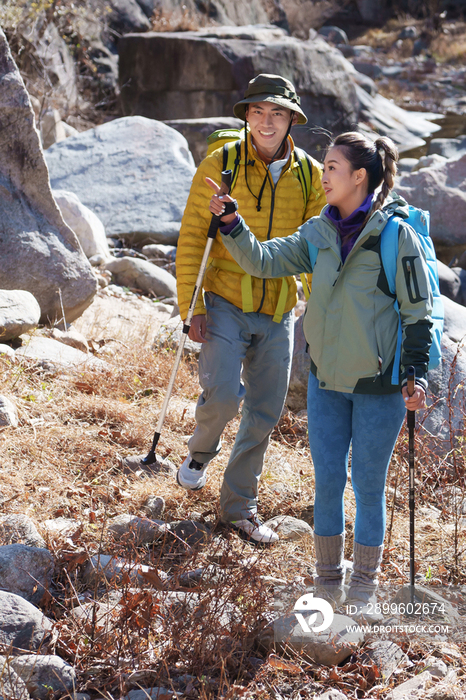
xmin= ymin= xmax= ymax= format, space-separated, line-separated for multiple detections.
xmin=233 ymin=74 xmax=307 ymax=125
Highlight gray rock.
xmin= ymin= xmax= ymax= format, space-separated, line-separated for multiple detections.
xmin=286 ymin=315 xmax=309 ymax=412
xmin=41 ymin=517 xmax=82 ymax=538
xmin=33 ymin=23 xmax=78 ymax=108
xmin=0 ymin=30 xmax=97 ymax=324
xmin=428 ymin=136 xmax=466 ymax=160
xmin=451 ymin=266 xmax=466 ymax=303
xmin=169 ymin=520 xmax=211 ymax=547
xmin=50 ymin=327 xmax=89 ymax=353
xmin=143 ymin=495 xmax=165 ymax=519
xmin=396 ymin=153 xmax=466 ymax=262
xmin=0 ymin=656 xmax=30 ymax=700
xmin=318 ymin=26 xmax=348 ymax=44
xmin=389 ymin=670 xmax=433 ymax=699
xmin=164 ymin=116 xmax=243 ymax=166
xmin=40 ymin=108 xmax=67 ymax=150
xmin=265 ymin=516 xmax=312 ymax=542
xmin=315 ymin=691 xmax=347 ymax=700
xmin=356 ymin=86 xmax=441 ymax=154
xmin=425 ymin=336 xmax=466 ymax=445
xmin=271 ymin=612 xmax=364 ymax=666
xmin=0 ymin=344 xmax=15 ymax=358
xmin=15 ymin=336 xmax=106 ymax=371
xmin=421 ymin=656 xmax=449 ymax=678
xmin=106 ymin=0 xmax=151 ymax=34
xmin=359 ymin=640 xmax=408 ymax=681
xmin=0 ymin=515 xmax=46 ymax=548
xmin=83 ymin=554 xmax=168 ymax=588
xmin=398 ymin=25 xmax=418 ymax=39
xmin=107 ymin=514 xmax=165 ymax=545
xmin=141 ymin=244 xmax=176 ymax=262
xmin=398 ymin=158 xmax=419 ymax=173
xmin=119 ymin=30 xmax=359 ymax=158
xmin=121 ymin=454 xmax=177 ymax=479
xmin=125 ymin=689 xmax=179 ymax=700
xmin=353 ymin=62 xmax=383 ymax=79
xmin=10 ymin=655 xmax=76 ymax=700
xmin=438 ymin=261 xmax=461 ymax=303
xmin=46 ymin=116 xmax=195 ymax=241
xmin=0 ymin=395 xmax=18 ymax=428
xmin=71 ymin=600 xmax=122 ymax=633
xmin=53 ymin=190 xmax=111 ymax=261
xmin=442 ymin=295 xmax=466 ymax=343
xmin=105 ymin=257 xmax=177 ymax=299
xmin=411 ymin=153 xmax=447 ymax=172
xmin=0 ymin=591 xmax=54 ymax=650
xmin=0 ymin=545 xmax=54 ymax=605
xmin=0 ymin=290 xmax=41 ymax=341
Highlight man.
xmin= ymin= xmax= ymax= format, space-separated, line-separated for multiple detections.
xmin=176 ymin=74 xmax=325 ymax=544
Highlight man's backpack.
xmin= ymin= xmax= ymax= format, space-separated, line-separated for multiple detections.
xmin=381 ymin=206 xmax=444 ymax=385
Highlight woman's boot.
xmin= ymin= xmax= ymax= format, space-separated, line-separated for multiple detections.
xmin=314 ymin=533 xmax=346 ymax=609
xmin=346 ymin=541 xmax=384 ymax=622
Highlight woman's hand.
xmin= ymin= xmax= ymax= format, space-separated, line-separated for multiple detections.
xmin=205 ymin=176 xmax=237 ymax=225
xmin=402 ymin=385 xmax=426 ymax=411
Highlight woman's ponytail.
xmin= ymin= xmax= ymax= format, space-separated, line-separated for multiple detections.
xmin=373 ymin=137 xmax=398 ymax=212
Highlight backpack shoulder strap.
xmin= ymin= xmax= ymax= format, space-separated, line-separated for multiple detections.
xmin=294 ymin=147 xmax=322 ymax=205
xmin=381 ymin=216 xmax=403 ymax=385
xmin=380 ymin=215 xmax=401 ymax=295
xmin=223 ymin=139 xmax=242 ymax=192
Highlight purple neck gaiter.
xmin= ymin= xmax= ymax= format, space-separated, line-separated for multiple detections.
xmin=325 ymin=194 xmax=374 ymax=262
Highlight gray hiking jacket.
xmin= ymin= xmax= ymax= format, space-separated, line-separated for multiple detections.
xmin=221 ymin=193 xmax=433 ymax=395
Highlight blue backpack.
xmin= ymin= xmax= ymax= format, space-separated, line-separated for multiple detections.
xmin=380 ymin=206 xmax=444 ymax=385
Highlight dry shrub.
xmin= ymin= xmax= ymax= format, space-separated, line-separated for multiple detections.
xmin=151 ymin=6 xmax=213 ymax=32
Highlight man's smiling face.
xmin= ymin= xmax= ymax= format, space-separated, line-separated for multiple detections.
xmin=245 ymin=101 xmax=296 ymax=161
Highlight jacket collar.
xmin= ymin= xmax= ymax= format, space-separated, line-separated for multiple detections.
xmin=302 ymin=190 xmax=410 ymax=255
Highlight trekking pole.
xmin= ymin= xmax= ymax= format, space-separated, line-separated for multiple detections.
xmin=142 ymin=169 xmax=233 ymax=466
xmin=406 ymin=365 xmax=416 ymax=606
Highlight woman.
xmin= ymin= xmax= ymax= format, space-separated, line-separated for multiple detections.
xmin=207 ymin=132 xmax=432 ymax=618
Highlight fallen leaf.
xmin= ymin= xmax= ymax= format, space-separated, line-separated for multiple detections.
xmin=268 ymin=654 xmax=303 ymax=674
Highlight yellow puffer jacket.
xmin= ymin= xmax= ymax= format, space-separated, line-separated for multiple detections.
xmin=176 ymin=134 xmax=325 ymax=320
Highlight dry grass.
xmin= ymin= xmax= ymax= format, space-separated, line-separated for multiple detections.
xmin=1 ymin=331 xmax=466 ymax=696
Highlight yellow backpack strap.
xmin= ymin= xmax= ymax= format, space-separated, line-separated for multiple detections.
xmin=210 ymin=258 xmax=254 ymax=313
xmin=272 ymin=277 xmax=289 ymax=323
xmin=300 ymin=272 xmax=311 ymax=300
xmin=294 ymin=147 xmax=321 ymax=204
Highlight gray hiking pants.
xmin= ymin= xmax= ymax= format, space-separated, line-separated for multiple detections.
xmin=188 ymin=292 xmax=294 ymax=522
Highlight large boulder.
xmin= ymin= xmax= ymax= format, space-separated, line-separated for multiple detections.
xmin=118 ymin=28 xmax=359 ymax=157
xmin=164 ymin=116 xmax=243 ymax=166
xmin=45 ymin=116 xmax=196 ymax=244
xmin=396 ymin=154 xmax=466 ymax=264
xmin=0 ymin=29 xmax=97 ymax=324
xmin=0 ymin=290 xmax=41 ymax=340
